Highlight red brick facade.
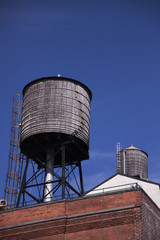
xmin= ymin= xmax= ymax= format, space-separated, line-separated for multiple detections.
xmin=0 ymin=189 xmax=159 ymax=240
xmin=141 ymin=192 xmax=160 ymax=239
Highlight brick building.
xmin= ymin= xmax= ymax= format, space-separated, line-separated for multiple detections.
xmin=0 ymin=181 xmax=160 ymax=240
xmin=1 ymin=76 xmax=160 ymax=239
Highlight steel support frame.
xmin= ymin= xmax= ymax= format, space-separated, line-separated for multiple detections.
xmin=16 ymin=144 xmax=84 ymax=207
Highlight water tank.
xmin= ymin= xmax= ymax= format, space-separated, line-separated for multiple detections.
xmin=117 ymin=145 xmax=148 ymax=179
xmin=20 ymin=76 xmax=92 ymax=165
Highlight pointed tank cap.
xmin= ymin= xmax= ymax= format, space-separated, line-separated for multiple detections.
xmin=126 ymin=144 xmax=138 ymax=150
xmin=125 ymin=144 xmax=148 ymax=157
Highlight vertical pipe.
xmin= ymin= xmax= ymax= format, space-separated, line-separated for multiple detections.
xmin=44 ymin=149 xmax=54 ymax=202
xmin=62 ymin=145 xmax=65 ymax=199
xmin=123 ymin=150 xmax=126 ymax=174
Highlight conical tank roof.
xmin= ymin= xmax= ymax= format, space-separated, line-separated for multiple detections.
xmin=125 ymin=144 xmax=148 ymax=157
xmin=126 ymin=144 xmax=138 ymax=150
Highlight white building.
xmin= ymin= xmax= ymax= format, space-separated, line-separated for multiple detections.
xmin=86 ymin=173 xmax=160 ymax=208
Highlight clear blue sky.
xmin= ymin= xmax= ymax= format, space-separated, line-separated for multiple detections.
xmin=0 ymin=0 xmax=160 ymax=199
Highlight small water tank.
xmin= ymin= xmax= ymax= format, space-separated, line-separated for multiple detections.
xmin=20 ymin=76 xmax=92 ymax=165
xmin=117 ymin=145 xmax=148 ymax=179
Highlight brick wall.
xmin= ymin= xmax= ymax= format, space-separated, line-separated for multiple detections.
xmin=0 ymin=200 xmax=66 ymax=227
xmin=141 ymin=192 xmax=160 ymax=240
xmin=0 ymin=189 xmax=159 ymax=240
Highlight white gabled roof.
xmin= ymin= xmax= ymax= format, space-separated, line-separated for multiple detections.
xmin=85 ymin=174 xmax=160 ymax=208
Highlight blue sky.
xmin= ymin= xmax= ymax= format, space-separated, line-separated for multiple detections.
xmin=0 ymin=0 xmax=160 ymax=199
